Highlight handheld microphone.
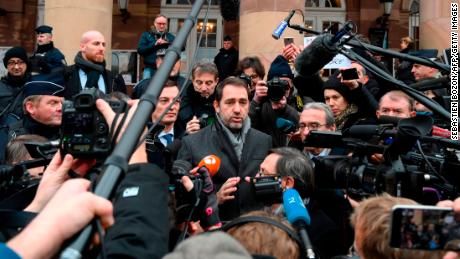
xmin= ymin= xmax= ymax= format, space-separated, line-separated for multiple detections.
xmin=283 ymin=188 xmax=315 ymax=259
xmin=295 ymin=22 xmax=353 ymax=77
xmin=197 ymin=154 xmax=221 ymax=177
xmin=272 ymin=10 xmax=295 ymax=40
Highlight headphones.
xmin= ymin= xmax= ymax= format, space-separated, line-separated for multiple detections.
xmin=222 ymin=215 xmax=307 ymax=259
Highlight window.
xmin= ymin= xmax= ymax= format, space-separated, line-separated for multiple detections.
xmin=165 ymin=0 xmax=218 ymax=5
xmin=111 ymin=50 xmax=139 ymax=85
xmin=306 ymin=0 xmax=342 ymax=8
xmin=197 ymin=19 xmax=217 ymax=48
xmin=409 ymin=0 xmax=420 ymax=49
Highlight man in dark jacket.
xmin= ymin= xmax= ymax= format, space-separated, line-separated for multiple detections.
xmin=7 ymin=81 xmax=64 ymax=142
xmin=137 ymin=14 xmax=175 ymax=79
xmin=29 ymin=25 xmax=66 ymax=76
xmin=177 ymin=77 xmax=272 ymax=221
xmin=63 ymin=30 xmax=126 ymax=99
xmin=214 ymin=35 xmax=238 ymax=81
xmin=0 ymin=46 xmax=31 ymax=123
xmin=178 ymin=61 xmax=219 ymax=135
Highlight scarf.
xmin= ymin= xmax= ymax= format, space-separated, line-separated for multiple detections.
xmin=335 ymin=104 xmax=358 ymax=130
xmin=36 ymin=42 xmax=54 ymax=54
xmin=216 ymin=114 xmax=251 ymax=161
xmin=74 ymin=51 xmax=105 ymax=89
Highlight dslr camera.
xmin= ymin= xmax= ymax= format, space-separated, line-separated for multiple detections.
xmin=267 ymin=77 xmax=289 ymax=102
xmin=60 ymin=88 xmax=127 ymax=158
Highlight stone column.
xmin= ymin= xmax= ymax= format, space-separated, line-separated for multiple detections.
xmin=419 ymin=0 xmax=454 ymax=52
xmin=239 ymin=0 xmax=305 ymax=77
xmin=44 ymin=0 xmax=113 ymax=65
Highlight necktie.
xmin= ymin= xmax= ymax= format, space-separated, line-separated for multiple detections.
xmin=162 ymin=133 xmax=173 ymax=146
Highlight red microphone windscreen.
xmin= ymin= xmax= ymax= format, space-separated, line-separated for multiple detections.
xmin=198 ymin=155 xmax=221 ymax=177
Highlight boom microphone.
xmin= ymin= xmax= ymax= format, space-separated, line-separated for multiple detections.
xmin=272 ymin=10 xmax=295 ymax=40
xmin=283 ymin=188 xmax=315 ymax=259
xmin=295 ymin=22 xmax=353 ymax=77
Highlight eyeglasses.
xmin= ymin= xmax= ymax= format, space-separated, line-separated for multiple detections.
xmin=298 ymin=122 xmax=327 ymax=131
xmin=7 ymin=60 xmax=26 ymax=67
xmin=248 ymin=74 xmax=259 ymax=80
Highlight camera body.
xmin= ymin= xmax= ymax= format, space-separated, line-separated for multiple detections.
xmin=60 ymin=88 xmax=126 ymax=158
xmin=250 ymin=176 xmax=283 ymax=205
xmin=267 ymin=77 xmax=289 ymax=102
xmin=239 ymin=73 xmax=252 ymax=88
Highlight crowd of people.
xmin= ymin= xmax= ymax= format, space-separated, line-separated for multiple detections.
xmin=0 ymin=12 xmax=458 ymax=259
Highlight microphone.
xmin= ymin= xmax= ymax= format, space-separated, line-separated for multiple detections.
xmin=345 ymin=124 xmax=397 ymax=140
xmin=272 ymin=10 xmax=295 ymax=40
xmin=171 ymin=159 xmax=193 ymax=178
xmin=276 ymin=117 xmax=297 ymax=134
xmin=295 ymin=22 xmax=353 ymax=77
xmin=283 ymin=188 xmax=315 ymax=259
xmin=197 ymin=154 xmax=221 ymax=177
xmin=410 ymin=76 xmax=450 ymax=91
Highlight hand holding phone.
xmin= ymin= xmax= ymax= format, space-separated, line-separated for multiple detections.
xmin=340 ymin=68 xmax=359 ymax=80
xmin=390 ymin=205 xmax=460 ymax=251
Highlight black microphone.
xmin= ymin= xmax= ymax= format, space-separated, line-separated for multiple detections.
xmin=272 ymin=10 xmax=295 ymax=40
xmin=345 ymin=125 xmax=397 ymax=140
xmin=295 ymin=22 xmax=353 ymax=77
xmin=410 ymin=76 xmax=450 ymax=91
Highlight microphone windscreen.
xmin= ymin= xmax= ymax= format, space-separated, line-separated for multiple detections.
xmin=198 ymin=155 xmax=221 ymax=177
xmin=171 ymin=160 xmax=192 ymax=177
xmin=283 ymin=188 xmax=311 ymax=226
xmin=346 ymin=125 xmax=379 ymax=139
xmin=295 ymin=34 xmax=338 ymax=77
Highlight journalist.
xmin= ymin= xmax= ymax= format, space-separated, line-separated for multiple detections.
xmin=249 ymin=56 xmax=299 ymax=147
xmin=248 ymin=147 xmax=343 ymax=258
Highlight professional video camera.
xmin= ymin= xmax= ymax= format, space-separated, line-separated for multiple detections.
xmin=304 ymin=116 xmax=460 ymax=203
xmin=60 ymin=88 xmax=127 ymax=158
xmin=249 ymin=175 xmax=283 ymax=205
xmin=0 ymin=141 xmax=57 ymax=203
xmin=266 ymin=77 xmax=289 ymax=102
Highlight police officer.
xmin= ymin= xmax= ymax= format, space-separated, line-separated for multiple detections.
xmin=29 ymin=25 xmax=66 ymax=76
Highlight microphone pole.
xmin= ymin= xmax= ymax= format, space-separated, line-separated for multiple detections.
xmin=59 ymin=1 xmax=205 ymax=258
xmin=339 ymin=48 xmax=451 ymax=121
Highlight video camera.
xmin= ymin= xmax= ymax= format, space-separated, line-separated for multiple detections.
xmin=267 ymin=77 xmax=289 ymax=102
xmin=303 ymin=116 xmax=460 ymax=203
xmin=60 ymin=88 xmax=127 ymax=158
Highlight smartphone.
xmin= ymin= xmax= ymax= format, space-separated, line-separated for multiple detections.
xmin=390 ymin=205 xmax=460 ymax=251
xmin=283 ymin=37 xmax=294 ymax=46
xmin=340 ymin=68 xmax=359 ymax=80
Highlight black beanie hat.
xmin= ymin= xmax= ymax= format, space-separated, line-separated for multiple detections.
xmin=267 ymin=55 xmax=294 ymax=81
xmin=323 ymin=77 xmax=353 ymax=103
xmin=3 ymin=46 xmax=28 ymax=68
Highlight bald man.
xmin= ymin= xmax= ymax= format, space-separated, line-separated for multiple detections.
xmin=63 ymin=30 xmax=126 ymax=99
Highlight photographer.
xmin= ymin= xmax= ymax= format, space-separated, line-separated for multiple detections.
xmin=249 ymin=56 xmax=299 ymax=147
xmin=249 ymin=147 xmax=343 ymax=258
xmin=236 ymin=56 xmax=265 ymax=97
xmin=137 ymin=14 xmax=175 ymax=79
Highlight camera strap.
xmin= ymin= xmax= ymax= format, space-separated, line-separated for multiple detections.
xmin=109 ymin=105 xmax=130 ymax=148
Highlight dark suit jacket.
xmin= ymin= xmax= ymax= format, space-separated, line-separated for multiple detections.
xmin=177 ymin=121 xmax=272 ymax=221
xmin=63 ymin=64 xmax=126 ymax=99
